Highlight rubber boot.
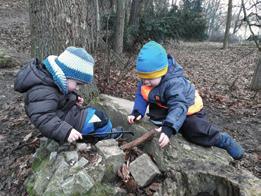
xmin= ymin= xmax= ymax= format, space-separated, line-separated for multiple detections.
xmin=215 ymin=132 xmax=244 ymax=160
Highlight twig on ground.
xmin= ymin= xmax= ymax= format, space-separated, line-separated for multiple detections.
xmin=120 ymin=129 xmax=157 ymax=151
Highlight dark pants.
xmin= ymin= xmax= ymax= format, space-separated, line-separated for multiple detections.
xmin=179 ymin=110 xmax=221 ymax=147
xmin=149 ymin=109 xmax=221 ymax=147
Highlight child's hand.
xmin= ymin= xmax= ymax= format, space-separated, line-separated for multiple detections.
xmin=76 ymin=96 xmax=84 ymax=106
xmin=128 ymin=115 xmax=141 ymax=124
xmin=155 ymin=127 xmax=170 ymax=148
xmin=67 ymin=128 xmax=83 ymax=143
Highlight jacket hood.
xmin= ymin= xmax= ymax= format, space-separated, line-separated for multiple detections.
xmin=161 ymin=54 xmax=184 ymax=82
xmin=14 ymin=59 xmax=56 ymax=93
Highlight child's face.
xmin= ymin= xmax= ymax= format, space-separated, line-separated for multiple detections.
xmin=67 ymin=79 xmax=83 ymax=92
xmin=141 ymin=77 xmax=161 ymax=87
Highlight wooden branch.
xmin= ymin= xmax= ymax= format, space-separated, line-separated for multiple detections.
xmin=249 ymin=23 xmax=261 ymax=27
xmin=232 ymin=4 xmax=243 ymax=34
xmin=246 ymin=12 xmax=261 ymax=20
xmin=246 ymin=1 xmax=261 ymax=11
xmin=120 ymin=129 xmax=157 ymax=151
xmin=12 ymin=137 xmax=39 ymax=152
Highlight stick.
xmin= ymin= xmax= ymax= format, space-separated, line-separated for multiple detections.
xmin=12 ymin=137 xmax=39 ymax=152
xmin=120 ymin=129 xmax=157 ymax=151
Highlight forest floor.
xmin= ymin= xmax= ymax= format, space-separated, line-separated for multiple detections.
xmin=0 ymin=0 xmax=260 ymax=195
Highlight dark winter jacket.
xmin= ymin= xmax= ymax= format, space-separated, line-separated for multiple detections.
xmin=14 ymin=59 xmax=87 ymax=143
xmin=132 ymin=55 xmax=203 ymax=137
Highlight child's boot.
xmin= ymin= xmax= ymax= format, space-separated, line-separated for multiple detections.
xmin=215 ymin=132 xmax=244 ymax=160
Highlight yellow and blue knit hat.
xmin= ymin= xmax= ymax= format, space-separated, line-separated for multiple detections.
xmin=136 ymin=41 xmax=168 ymax=79
xmin=43 ymin=46 xmax=94 ymax=94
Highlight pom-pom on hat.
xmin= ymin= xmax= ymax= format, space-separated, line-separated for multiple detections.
xmin=136 ymin=41 xmax=168 ymax=79
xmin=43 ymin=46 xmax=94 ymax=94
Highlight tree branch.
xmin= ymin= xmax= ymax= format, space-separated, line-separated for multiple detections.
xmin=249 ymin=23 xmax=261 ymax=27
xmin=242 ymin=0 xmax=261 ymax=51
xmin=246 ymin=12 xmax=261 ymax=20
xmin=246 ymin=1 xmax=261 ymax=10
xmin=120 ymin=129 xmax=157 ymax=151
xmin=233 ymin=4 xmax=243 ymax=34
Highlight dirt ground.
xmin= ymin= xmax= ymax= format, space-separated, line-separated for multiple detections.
xmin=0 ymin=0 xmax=260 ymax=195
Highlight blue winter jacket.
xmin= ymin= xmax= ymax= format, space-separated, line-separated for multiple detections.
xmin=132 ymin=55 xmax=196 ymax=136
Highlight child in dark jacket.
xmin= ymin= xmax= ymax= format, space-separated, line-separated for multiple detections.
xmin=15 ymin=46 xmax=122 ymax=144
xmin=128 ymin=41 xmax=244 ymax=160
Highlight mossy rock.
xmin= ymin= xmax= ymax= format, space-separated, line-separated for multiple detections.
xmin=86 ymin=183 xmax=114 ymax=196
xmin=0 ymin=49 xmax=18 ymax=68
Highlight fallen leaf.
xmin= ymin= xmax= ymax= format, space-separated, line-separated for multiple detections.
xmin=23 ymin=132 xmax=32 ymax=142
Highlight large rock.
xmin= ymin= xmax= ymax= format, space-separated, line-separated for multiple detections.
xmin=129 ymin=153 xmax=161 ymax=187
xmin=0 ymin=48 xmax=21 ymax=68
xmin=94 ymin=94 xmax=261 ymax=196
xmin=26 ymin=139 xmax=116 ymax=195
xmin=25 ymin=94 xmax=261 ymax=196
xmin=95 ymin=139 xmax=125 ymax=182
xmin=95 ymin=139 xmax=125 ymax=173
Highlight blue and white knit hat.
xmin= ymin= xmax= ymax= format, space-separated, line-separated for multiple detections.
xmin=43 ymin=46 xmax=95 ymax=94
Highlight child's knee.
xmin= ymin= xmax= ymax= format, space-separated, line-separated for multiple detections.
xmin=81 ymin=107 xmax=111 ymax=135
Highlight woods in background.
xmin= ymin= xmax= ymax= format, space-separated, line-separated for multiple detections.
xmin=29 ymin=0 xmax=260 ymax=90
xmin=29 ymin=0 xmax=260 ymax=55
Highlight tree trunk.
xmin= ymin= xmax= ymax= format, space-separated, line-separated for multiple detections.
xmin=171 ymin=0 xmax=178 ymax=6
xmin=126 ymin=0 xmax=144 ymax=47
xmin=206 ymin=0 xmax=221 ymax=37
xmin=143 ymin=0 xmax=154 ymax=16
xmin=232 ymin=4 xmax=242 ymax=34
xmin=29 ymin=0 xmax=99 ymax=102
xmin=223 ymin=0 xmax=233 ymax=49
xmin=129 ymin=0 xmax=143 ymax=27
xmin=154 ymin=0 xmax=168 ymax=13
xmin=114 ymin=0 xmax=126 ymax=54
xmin=125 ymin=0 xmax=131 ymax=28
xmin=241 ymin=0 xmax=261 ymax=50
xmin=241 ymin=0 xmax=261 ymax=90
xmin=95 ymin=0 xmax=101 ymax=48
xmin=251 ymin=52 xmax=261 ymax=90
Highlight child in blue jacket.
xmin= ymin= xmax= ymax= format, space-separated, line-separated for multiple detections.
xmin=128 ymin=41 xmax=244 ymax=160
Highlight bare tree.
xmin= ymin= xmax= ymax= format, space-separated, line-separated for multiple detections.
xmin=241 ymin=0 xmax=261 ymax=90
xmin=154 ymin=0 xmax=169 ymax=13
xmin=125 ymin=0 xmax=145 ymax=47
xmin=204 ymin=0 xmax=223 ymax=37
xmin=251 ymin=53 xmax=261 ymax=90
xmin=223 ymin=0 xmax=233 ymax=49
xmin=29 ymin=0 xmax=99 ymax=101
xmin=129 ymin=0 xmax=144 ymax=27
xmin=95 ymin=0 xmax=101 ymax=48
xmin=114 ymin=0 xmax=126 ymax=54
xmin=171 ymin=0 xmax=178 ymax=7
xmin=232 ymin=4 xmax=243 ymax=34
xmin=29 ymin=0 xmax=100 ymax=59
xmin=242 ymin=0 xmax=261 ymax=50
xmin=125 ymin=0 xmax=132 ymax=27
xmin=143 ymin=0 xmax=155 ymax=15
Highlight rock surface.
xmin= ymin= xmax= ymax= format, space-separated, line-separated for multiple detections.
xmin=26 ymin=94 xmax=261 ymax=196
xmin=95 ymin=139 xmax=125 ymax=171
xmin=95 ymin=94 xmax=261 ymax=196
xmin=26 ymin=139 xmax=119 ymax=195
xmin=129 ymin=153 xmax=161 ymax=187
